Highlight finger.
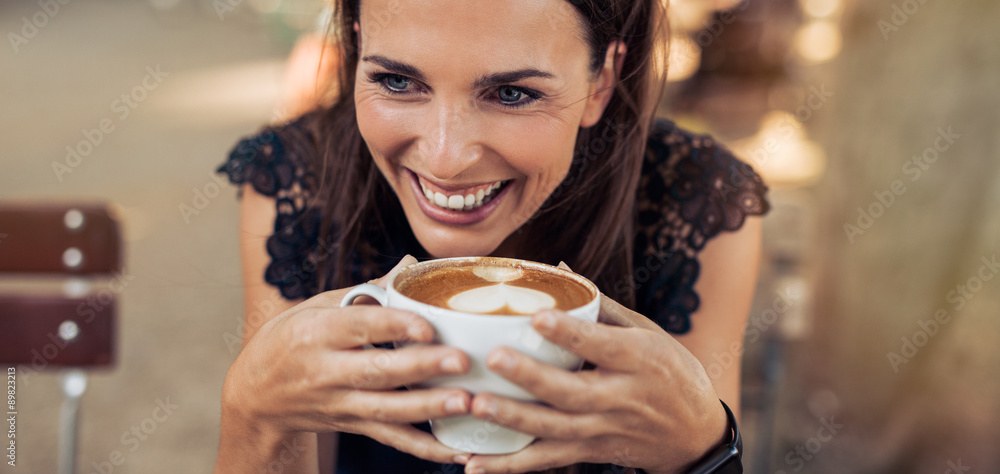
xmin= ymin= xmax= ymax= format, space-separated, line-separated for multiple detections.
xmin=336 ymin=387 xmax=471 ymax=424
xmin=363 ymin=421 xmax=471 ymax=465
xmin=553 ymin=262 xmax=660 ymax=332
xmin=343 ymin=255 xmax=420 ymax=306
xmin=532 ymin=310 xmax=643 ymax=372
xmin=597 ymin=292 xmax=662 ymax=332
xmin=469 ymin=393 xmax=605 ymax=439
xmin=484 ymin=347 xmax=607 ymax=412
xmin=465 ymin=438 xmax=588 ymax=474
xmin=333 ymin=345 xmax=470 ymax=390
xmin=332 ymin=255 xmax=419 ymax=307
xmin=327 ymin=305 xmax=435 ymax=348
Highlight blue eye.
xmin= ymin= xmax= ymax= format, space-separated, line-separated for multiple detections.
xmin=494 ymin=86 xmax=539 ymax=109
xmin=382 ymin=74 xmax=410 ymax=91
xmin=498 ymin=86 xmax=523 ymax=103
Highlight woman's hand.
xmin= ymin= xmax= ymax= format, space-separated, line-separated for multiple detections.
xmin=219 ymin=256 xmax=474 ymax=468
xmin=463 ymin=295 xmax=729 ymax=474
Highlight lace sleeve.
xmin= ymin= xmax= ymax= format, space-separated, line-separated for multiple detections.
xmin=634 ymin=120 xmax=769 ymax=334
xmin=216 ymin=122 xmax=323 ymax=301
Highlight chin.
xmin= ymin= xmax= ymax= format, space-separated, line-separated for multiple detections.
xmin=410 ymin=224 xmax=505 ymax=259
xmin=392 ymin=170 xmax=524 ymax=259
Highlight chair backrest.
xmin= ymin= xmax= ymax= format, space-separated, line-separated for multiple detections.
xmin=0 ymin=203 xmax=121 ymax=368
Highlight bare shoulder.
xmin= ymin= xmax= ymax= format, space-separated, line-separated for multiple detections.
xmin=674 ymin=216 xmax=762 ymax=410
xmin=238 ymin=183 xmax=301 ymax=345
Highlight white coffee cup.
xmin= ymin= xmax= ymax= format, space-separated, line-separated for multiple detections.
xmin=340 ymin=256 xmax=600 ymax=454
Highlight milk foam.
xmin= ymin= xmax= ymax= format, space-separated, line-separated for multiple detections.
xmin=472 ymin=266 xmax=523 ymax=282
xmin=447 ymin=283 xmax=556 ymax=315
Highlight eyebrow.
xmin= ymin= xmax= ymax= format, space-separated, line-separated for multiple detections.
xmin=362 ymin=55 xmax=427 ymax=82
xmin=361 ymin=54 xmax=555 ymax=88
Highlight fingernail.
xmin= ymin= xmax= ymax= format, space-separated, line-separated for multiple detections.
xmin=441 ymin=355 xmax=463 ymax=373
xmin=407 ymin=324 xmax=427 ymax=341
xmin=535 ymin=311 xmax=557 ymax=331
xmin=487 ymin=350 xmax=514 ymax=371
xmin=453 ymin=454 xmax=470 ymax=464
xmin=484 ymin=399 xmax=499 ymax=416
xmin=446 ymin=395 xmax=468 ymax=414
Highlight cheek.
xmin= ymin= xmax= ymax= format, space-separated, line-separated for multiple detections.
xmin=355 ymin=89 xmax=412 ymax=160
xmin=491 ymin=116 xmax=577 ymax=180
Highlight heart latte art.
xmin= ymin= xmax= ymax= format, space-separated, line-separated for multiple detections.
xmin=395 ymin=261 xmax=593 ymax=315
xmin=447 ymin=267 xmax=557 ymax=314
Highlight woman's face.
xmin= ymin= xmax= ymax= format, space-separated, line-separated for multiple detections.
xmin=355 ymin=0 xmax=614 ymax=258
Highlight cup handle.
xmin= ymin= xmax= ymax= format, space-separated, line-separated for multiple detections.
xmin=340 ymin=283 xmax=388 ymax=307
xmin=340 ymin=284 xmax=390 ymax=350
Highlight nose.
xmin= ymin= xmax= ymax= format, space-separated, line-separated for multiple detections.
xmin=417 ymin=97 xmax=483 ymax=181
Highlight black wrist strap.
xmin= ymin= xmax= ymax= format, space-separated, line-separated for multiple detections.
xmin=635 ymin=399 xmax=742 ymax=474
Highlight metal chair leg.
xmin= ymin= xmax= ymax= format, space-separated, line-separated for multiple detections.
xmin=58 ymin=370 xmax=88 ymax=474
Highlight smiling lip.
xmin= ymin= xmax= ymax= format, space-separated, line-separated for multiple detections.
xmin=406 ymin=169 xmax=512 ymax=226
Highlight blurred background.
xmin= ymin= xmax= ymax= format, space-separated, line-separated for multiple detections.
xmin=1 ymin=0 xmax=998 ymax=472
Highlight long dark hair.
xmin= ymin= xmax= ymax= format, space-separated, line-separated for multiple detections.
xmin=288 ymin=0 xmax=667 ymax=313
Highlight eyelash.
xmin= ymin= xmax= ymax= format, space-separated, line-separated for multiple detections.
xmin=366 ymin=72 xmax=542 ymax=109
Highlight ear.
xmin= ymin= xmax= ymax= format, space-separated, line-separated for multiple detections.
xmin=579 ymin=41 xmax=626 ymax=128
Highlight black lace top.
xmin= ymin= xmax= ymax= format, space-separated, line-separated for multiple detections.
xmin=219 ymin=118 xmax=768 ymax=332
xmin=217 ymin=117 xmax=768 ymax=473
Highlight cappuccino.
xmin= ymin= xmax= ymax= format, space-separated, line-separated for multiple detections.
xmin=395 ymin=258 xmax=594 ymax=315
xmin=341 ymin=256 xmax=601 ymax=453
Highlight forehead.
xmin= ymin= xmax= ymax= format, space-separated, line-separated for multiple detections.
xmin=358 ymin=0 xmax=590 ymax=74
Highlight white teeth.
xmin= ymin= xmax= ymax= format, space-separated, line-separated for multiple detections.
xmin=420 ymin=179 xmax=507 ymax=211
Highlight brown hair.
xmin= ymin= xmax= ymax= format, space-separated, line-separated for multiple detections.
xmin=291 ymin=0 xmax=667 ymax=313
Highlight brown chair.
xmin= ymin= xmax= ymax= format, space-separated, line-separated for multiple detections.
xmin=0 ymin=203 xmax=122 ymax=474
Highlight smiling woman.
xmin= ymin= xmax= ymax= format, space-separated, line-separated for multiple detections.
xmin=214 ymin=1 xmax=768 ymax=473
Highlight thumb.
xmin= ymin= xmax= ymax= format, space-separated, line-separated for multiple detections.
xmin=373 ymin=254 xmax=419 ymax=289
